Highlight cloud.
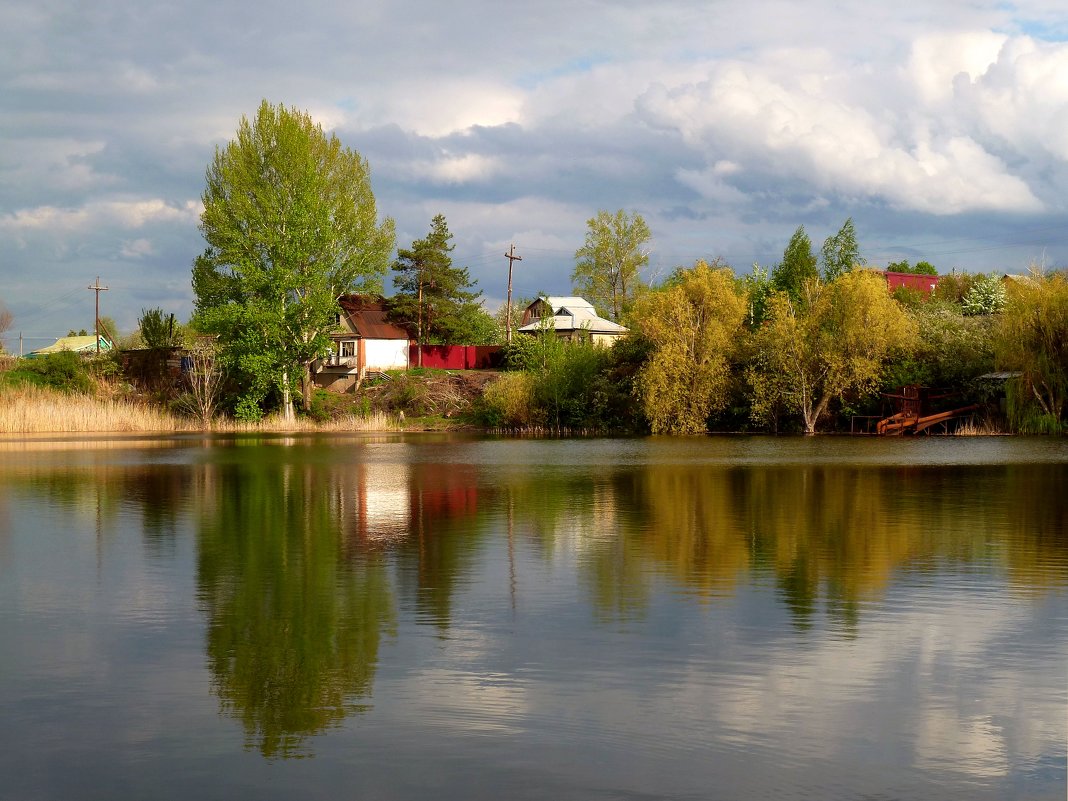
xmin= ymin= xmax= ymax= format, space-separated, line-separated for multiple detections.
xmin=1 ymin=199 xmax=201 ymax=235
xmin=119 ymin=238 xmax=155 ymax=258
xmin=635 ymin=32 xmax=1060 ymax=216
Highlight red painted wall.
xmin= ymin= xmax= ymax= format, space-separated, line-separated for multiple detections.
xmin=885 ymin=271 xmax=940 ymax=296
xmin=411 ymin=345 xmax=502 ymax=369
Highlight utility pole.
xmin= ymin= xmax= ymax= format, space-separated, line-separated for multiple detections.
xmin=87 ymin=276 xmax=109 ymax=353
xmin=504 ymin=244 xmax=522 ymax=345
xmin=416 ymin=275 xmax=424 ymax=368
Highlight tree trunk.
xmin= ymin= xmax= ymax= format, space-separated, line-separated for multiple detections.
xmin=282 ymin=368 xmax=294 ymax=421
xmin=301 ymin=361 xmax=313 ymax=412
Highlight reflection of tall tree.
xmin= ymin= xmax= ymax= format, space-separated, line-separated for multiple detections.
xmin=196 ymin=458 xmax=396 ymax=758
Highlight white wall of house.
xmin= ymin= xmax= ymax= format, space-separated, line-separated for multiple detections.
xmin=365 ymin=339 xmax=409 ymax=371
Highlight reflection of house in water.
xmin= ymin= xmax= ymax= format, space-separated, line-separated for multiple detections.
xmin=340 ymin=462 xmax=413 ymax=546
xmin=338 ymin=460 xmax=483 ymax=551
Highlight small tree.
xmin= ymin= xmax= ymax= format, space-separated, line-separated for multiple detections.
xmin=743 ymin=264 xmax=773 ymax=329
xmin=772 ymin=226 xmax=819 ymax=304
xmin=182 ymin=337 xmax=224 ymax=427
xmin=996 ymin=270 xmax=1068 ymax=430
xmin=820 ymin=218 xmax=861 ymax=282
xmin=961 ymin=273 xmax=1007 ymax=316
xmin=139 ymin=308 xmax=184 ymax=349
xmin=749 ymin=270 xmax=918 ymax=433
xmin=572 ymin=209 xmax=651 ymax=321
xmin=0 ymin=302 xmax=11 ymax=354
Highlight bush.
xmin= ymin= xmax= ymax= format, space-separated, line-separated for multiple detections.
xmin=479 ymin=372 xmax=537 ymax=428
xmin=962 ymin=274 xmax=1007 ymax=316
xmin=8 ymin=351 xmax=94 ymax=394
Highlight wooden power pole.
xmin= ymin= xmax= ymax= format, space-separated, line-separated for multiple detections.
xmin=504 ymin=244 xmax=522 ymax=345
xmin=87 ymin=277 xmax=109 ymax=353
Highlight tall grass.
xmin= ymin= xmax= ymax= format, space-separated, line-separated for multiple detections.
xmin=0 ymin=385 xmax=398 ymax=434
xmin=0 ymin=384 xmax=185 ymax=433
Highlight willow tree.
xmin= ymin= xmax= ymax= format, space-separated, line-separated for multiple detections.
xmin=192 ymin=100 xmax=395 ymax=420
xmin=630 ymin=260 xmax=747 ymax=434
xmin=572 ymin=209 xmax=651 ymax=321
xmin=997 ymin=270 xmax=1068 ymax=431
xmin=749 ymin=269 xmax=917 ymax=433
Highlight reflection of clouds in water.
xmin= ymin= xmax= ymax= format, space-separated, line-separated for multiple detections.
xmin=396 ymin=667 xmax=531 ymax=736
xmin=674 ymin=594 xmax=1058 ymax=779
xmin=916 ymin=712 xmax=1008 ymax=779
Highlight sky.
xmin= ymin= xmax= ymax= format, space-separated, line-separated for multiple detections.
xmin=3 ymin=0 xmax=1068 ymax=349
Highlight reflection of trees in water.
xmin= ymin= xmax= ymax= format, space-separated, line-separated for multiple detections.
xmin=0 ymin=462 xmax=192 ymax=557
xmin=503 ymin=461 xmax=1068 ymax=628
xmin=195 ymin=460 xmax=396 ymax=758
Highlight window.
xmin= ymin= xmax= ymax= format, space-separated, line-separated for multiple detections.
xmin=340 ymin=340 xmax=356 ymax=358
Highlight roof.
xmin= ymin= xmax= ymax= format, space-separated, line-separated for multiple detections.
xmin=28 ymin=335 xmax=111 ymax=357
xmin=537 ymin=296 xmax=597 ymax=314
xmin=338 ymin=295 xmax=410 ymax=340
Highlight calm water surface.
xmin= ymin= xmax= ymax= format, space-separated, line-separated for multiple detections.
xmin=0 ymin=434 xmax=1065 ymax=800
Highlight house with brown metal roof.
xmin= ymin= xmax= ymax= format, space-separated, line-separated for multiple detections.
xmin=313 ymin=295 xmax=410 ymax=392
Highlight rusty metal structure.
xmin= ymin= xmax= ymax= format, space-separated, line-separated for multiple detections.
xmin=876 ymin=385 xmax=978 ymax=435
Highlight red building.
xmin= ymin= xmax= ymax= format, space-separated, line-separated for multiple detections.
xmin=884 ymin=270 xmax=941 ymax=296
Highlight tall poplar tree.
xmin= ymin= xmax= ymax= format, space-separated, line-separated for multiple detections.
xmin=192 ymin=100 xmax=395 ymax=420
xmin=572 ymin=209 xmax=651 ymax=321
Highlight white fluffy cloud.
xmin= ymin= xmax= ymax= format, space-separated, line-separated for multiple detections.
xmin=635 ymin=31 xmax=1066 ymax=215
xmin=1 ymin=199 xmax=201 ymax=235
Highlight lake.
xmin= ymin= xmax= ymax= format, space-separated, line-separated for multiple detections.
xmin=0 ymin=434 xmax=1065 ymax=800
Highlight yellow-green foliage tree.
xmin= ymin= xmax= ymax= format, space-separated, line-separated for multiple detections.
xmin=749 ymin=269 xmax=917 ymax=433
xmin=997 ymin=270 xmax=1068 ymax=431
xmin=629 ymin=260 xmax=747 ymax=434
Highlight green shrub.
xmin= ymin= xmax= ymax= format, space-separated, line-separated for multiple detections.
xmin=479 ymin=372 xmax=537 ymax=428
xmin=10 ymin=351 xmax=94 ymax=394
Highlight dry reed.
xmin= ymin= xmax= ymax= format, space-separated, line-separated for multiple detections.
xmin=0 ymin=385 xmax=185 ymax=433
xmin=953 ymin=419 xmax=1005 ymax=436
xmin=0 ymin=384 xmax=399 ymax=434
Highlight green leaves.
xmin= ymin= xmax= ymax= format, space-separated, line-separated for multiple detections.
xmin=820 ymin=217 xmax=862 ymax=282
xmin=750 ymin=270 xmax=918 ymax=433
xmin=771 ymin=225 xmax=819 ymax=304
xmin=391 ymin=214 xmax=488 ymax=345
xmin=630 ymin=261 xmax=747 ymax=434
xmin=572 ymin=209 xmax=651 ymax=321
xmin=192 ymin=101 xmax=395 ymax=417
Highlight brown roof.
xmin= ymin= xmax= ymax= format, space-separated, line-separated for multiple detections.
xmin=338 ymin=295 xmax=410 ymax=340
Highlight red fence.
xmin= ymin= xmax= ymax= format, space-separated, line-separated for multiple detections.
xmin=411 ymin=344 xmax=502 ymax=369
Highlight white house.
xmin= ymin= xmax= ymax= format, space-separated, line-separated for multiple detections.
xmin=517 ymin=296 xmax=628 ymax=345
xmin=313 ymin=295 xmax=410 ymax=392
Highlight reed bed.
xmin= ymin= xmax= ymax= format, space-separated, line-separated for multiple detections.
xmin=0 ymin=385 xmax=399 ymax=434
xmin=0 ymin=385 xmax=185 ymax=433
xmin=953 ymin=419 xmax=1005 ymax=436
xmin=217 ymin=410 xmax=399 ymax=433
